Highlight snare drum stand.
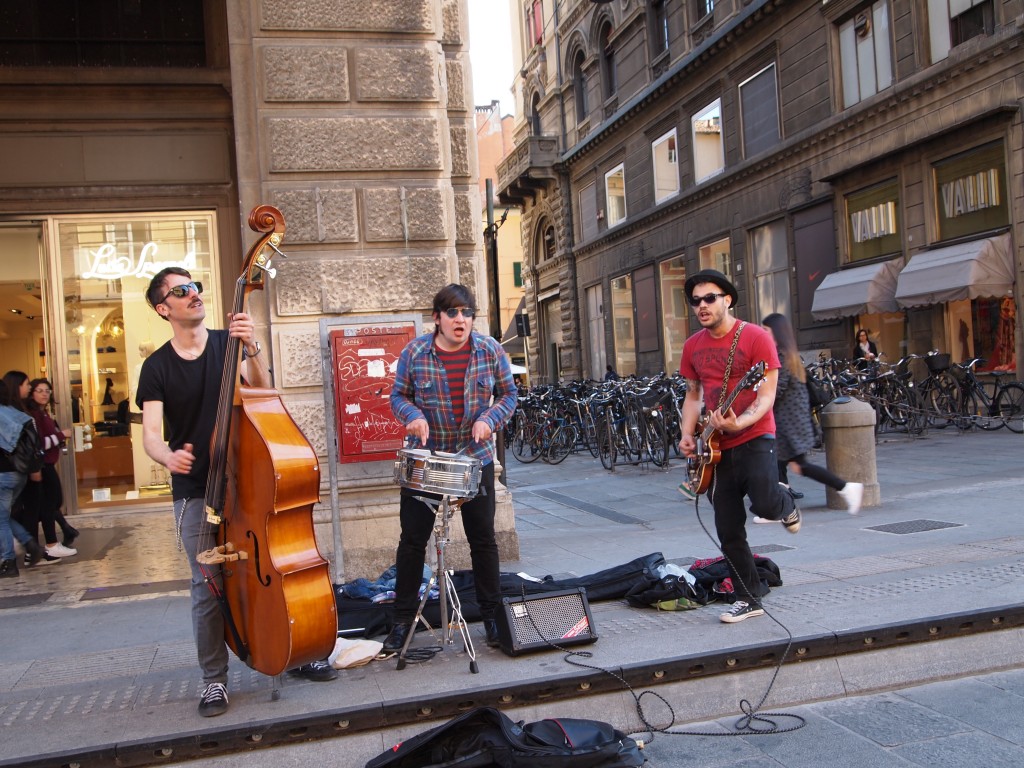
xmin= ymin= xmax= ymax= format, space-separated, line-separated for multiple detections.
xmin=396 ymin=493 xmax=479 ymax=674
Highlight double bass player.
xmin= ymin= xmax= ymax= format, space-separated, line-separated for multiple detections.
xmin=137 ymin=267 xmax=336 ymax=718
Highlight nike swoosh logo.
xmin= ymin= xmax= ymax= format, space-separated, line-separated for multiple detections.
xmin=808 ymin=270 xmax=821 ymax=281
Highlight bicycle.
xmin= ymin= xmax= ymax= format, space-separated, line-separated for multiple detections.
xmin=952 ymin=358 xmax=1024 ymax=433
xmin=914 ymin=351 xmax=963 ymax=428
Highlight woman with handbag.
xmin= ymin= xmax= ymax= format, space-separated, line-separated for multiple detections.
xmin=756 ymin=314 xmax=863 ymax=518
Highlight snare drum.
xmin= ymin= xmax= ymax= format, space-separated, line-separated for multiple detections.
xmin=394 ymin=448 xmax=482 ymax=498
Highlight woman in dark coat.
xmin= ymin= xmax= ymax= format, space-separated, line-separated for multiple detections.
xmin=24 ymin=378 xmax=78 ymax=557
xmin=757 ymin=314 xmax=863 ymax=519
xmin=852 ymin=329 xmax=878 ymax=365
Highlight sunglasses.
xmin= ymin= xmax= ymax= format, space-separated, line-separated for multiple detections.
xmin=34 ymin=388 xmax=52 ymax=395
xmin=688 ymin=292 xmax=726 ymax=307
xmin=442 ymin=307 xmax=476 ymax=319
xmin=160 ymin=281 xmax=203 ymax=304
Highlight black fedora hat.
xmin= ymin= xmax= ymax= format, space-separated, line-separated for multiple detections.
xmin=685 ymin=269 xmax=738 ymax=306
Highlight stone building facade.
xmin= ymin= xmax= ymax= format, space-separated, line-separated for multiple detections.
xmin=0 ymin=0 xmax=517 ymax=580
xmin=498 ymin=0 xmax=1023 ymax=384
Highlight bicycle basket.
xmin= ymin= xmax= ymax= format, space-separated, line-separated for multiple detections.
xmin=637 ymin=386 xmax=670 ymax=409
xmin=949 ymin=364 xmax=968 ymax=384
xmin=924 ymin=353 xmax=950 ymax=373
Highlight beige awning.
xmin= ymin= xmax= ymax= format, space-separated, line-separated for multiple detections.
xmin=895 ymin=233 xmax=1014 ymax=308
xmin=811 ymin=258 xmax=903 ymax=320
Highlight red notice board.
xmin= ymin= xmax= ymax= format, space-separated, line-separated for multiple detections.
xmin=330 ymin=323 xmax=418 ymax=463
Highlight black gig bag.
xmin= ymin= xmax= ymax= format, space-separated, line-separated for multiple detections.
xmin=366 ymin=706 xmax=645 ymax=768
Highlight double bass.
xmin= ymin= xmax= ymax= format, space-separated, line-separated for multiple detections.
xmin=197 ymin=205 xmax=336 ymax=676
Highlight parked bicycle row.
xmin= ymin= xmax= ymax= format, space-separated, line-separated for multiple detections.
xmin=806 ymin=352 xmax=1024 ymax=435
xmin=506 ymin=375 xmax=686 ymax=470
xmin=505 ymin=349 xmax=1022 ymax=477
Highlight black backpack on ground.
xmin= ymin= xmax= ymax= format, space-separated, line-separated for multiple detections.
xmin=366 ymin=706 xmax=645 ymax=768
xmin=3 ymin=420 xmax=44 ymax=474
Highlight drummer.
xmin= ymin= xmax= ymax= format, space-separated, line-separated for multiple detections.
xmin=386 ymin=283 xmax=518 ymax=653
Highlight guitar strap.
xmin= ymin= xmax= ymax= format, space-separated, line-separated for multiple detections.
xmin=715 ymin=321 xmax=746 ymax=412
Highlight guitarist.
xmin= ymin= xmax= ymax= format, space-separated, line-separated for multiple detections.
xmin=678 ymin=269 xmax=799 ymax=624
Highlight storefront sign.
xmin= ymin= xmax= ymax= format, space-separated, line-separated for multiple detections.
xmin=850 ymin=201 xmax=897 ymax=243
xmin=933 ymin=141 xmax=1008 ymax=241
xmin=845 ymin=179 xmax=900 ymax=262
xmin=82 ymin=241 xmax=197 ymax=280
xmin=939 ymin=169 xmax=1000 ymax=219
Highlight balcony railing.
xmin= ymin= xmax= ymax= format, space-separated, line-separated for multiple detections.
xmin=496 ymin=134 xmax=560 ymax=206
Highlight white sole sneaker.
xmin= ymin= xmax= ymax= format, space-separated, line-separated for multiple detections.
xmin=752 ymin=516 xmax=778 ymax=524
xmin=839 ymin=482 xmax=864 ymax=515
xmin=46 ymin=543 xmax=77 ymax=557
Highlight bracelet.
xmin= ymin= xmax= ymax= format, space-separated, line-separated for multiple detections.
xmin=242 ymin=341 xmax=261 ymax=360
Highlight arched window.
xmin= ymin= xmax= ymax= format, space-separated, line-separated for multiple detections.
xmin=536 ymin=220 xmax=556 ymax=263
xmin=600 ymin=22 xmax=616 ymax=100
xmin=530 ymin=92 xmax=542 ymax=136
xmin=572 ymin=50 xmax=588 ymax=123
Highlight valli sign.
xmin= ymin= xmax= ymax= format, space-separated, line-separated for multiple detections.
xmin=940 ymin=168 xmax=1000 ymax=219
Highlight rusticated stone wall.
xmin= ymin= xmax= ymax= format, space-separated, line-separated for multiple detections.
xmin=226 ymin=0 xmax=519 ymax=582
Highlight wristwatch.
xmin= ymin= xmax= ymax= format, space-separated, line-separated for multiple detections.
xmin=242 ymin=341 xmax=261 ymax=360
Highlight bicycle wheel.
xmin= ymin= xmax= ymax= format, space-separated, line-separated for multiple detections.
xmin=966 ymin=390 xmax=1003 ymax=431
xmin=511 ymin=422 xmax=542 ymax=463
xmin=924 ymin=373 xmax=961 ymax=428
xmin=543 ymin=424 xmax=575 ymax=464
xmin=598 ymin=420 xmax=616 ymax=470
xmin=997 ymin=383 xmax=1024 ymax=433
xmin=582 ymin=411 xmax=600 ymax=458
xmin=644 ymin=413 xmax=669 ymax=467
xmin=881 ymin=380 xmax=915 ymax=431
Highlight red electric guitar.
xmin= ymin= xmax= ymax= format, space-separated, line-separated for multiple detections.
xmin=685 ymin=361 xmax=766 ymax=495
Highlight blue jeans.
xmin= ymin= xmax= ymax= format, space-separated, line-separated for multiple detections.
xmin=707 ymin=436 xmax=794 ymax=606
xmin=0 ymin=471 xmax=29 ymax=562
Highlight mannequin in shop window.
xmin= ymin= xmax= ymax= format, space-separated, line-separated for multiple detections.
xmin=101 ymin=377 xmax=116 ymax=406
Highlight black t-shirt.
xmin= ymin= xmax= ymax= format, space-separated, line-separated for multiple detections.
xmin=135 ymin=330 xmax=228 ymax=500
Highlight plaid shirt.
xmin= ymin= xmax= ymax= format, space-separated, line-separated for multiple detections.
xmin=390 ymin=330 xmax=517 ymax=465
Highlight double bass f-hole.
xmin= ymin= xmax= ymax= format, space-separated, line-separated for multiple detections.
xmin=247 ymin=530 xmax=271 ymax=587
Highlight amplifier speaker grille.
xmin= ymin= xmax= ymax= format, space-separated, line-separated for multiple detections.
xmin=494 ymin=588 xmax=597 ymax=656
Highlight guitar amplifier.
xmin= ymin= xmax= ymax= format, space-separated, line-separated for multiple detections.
xmin=494 ymin=588 xmax=598 ymax=657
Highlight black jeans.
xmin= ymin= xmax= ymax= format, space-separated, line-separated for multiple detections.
xmin=392 ymin=462 xmax=499 ymax=623
xmin=708 ymin=436 xmax=793 ymax=606
xmin=778 ymin=455 xmax=845 ymax=491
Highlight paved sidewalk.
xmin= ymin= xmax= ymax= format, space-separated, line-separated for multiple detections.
xmin=1 ymin=428 xmax=1022 ymax=767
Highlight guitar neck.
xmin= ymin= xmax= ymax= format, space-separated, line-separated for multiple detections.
xmin=701 ymin=378 xmax=751 ymax=440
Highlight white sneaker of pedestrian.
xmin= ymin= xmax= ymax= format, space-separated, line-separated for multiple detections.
xmin=752 ymin=516 xmax=778 ymax=524
xmin=46 ymin=543 xmax=77 ymax=557
xmin=839 ymin=482 xmax=864 ymax=515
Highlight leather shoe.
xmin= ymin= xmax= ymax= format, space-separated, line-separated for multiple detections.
xmin=789 ymin=489 xmax=805 ymax=499
xmin=483 ymin=619 xmax=500 ymax=648
xmin=287 ymin=659 xmax=337 ymax=682
xmin=382 ymin=623 xmax=413 ymax=653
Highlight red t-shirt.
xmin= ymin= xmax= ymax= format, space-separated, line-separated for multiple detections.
xmin=679 ymin=320 xmax=780 ymax=450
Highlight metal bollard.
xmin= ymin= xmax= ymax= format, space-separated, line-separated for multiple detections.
xmin=819 ymin=397 xmax=880 ymax=510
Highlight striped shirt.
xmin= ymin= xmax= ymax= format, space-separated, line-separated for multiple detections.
xmin=434 ymin=343 xmax=471 ymax=424
xmin=390 ymin=330 xmax=517 ymax=465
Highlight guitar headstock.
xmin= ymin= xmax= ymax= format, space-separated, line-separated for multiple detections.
xmin=741 ymin=361 xmax=767 ymax=392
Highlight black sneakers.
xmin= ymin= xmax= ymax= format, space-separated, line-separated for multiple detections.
xmin=0 ymin=559 xmax=18 ymax=578
xmin=197 ymin=682 xmax=228 ymax=717
xmin=483 ymin=619 xmax=500 ymax=648
xmin=287 ymin=659 xmax=338 ymax=682
xmin=720 ymin=601 xmax=765 ymax=623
